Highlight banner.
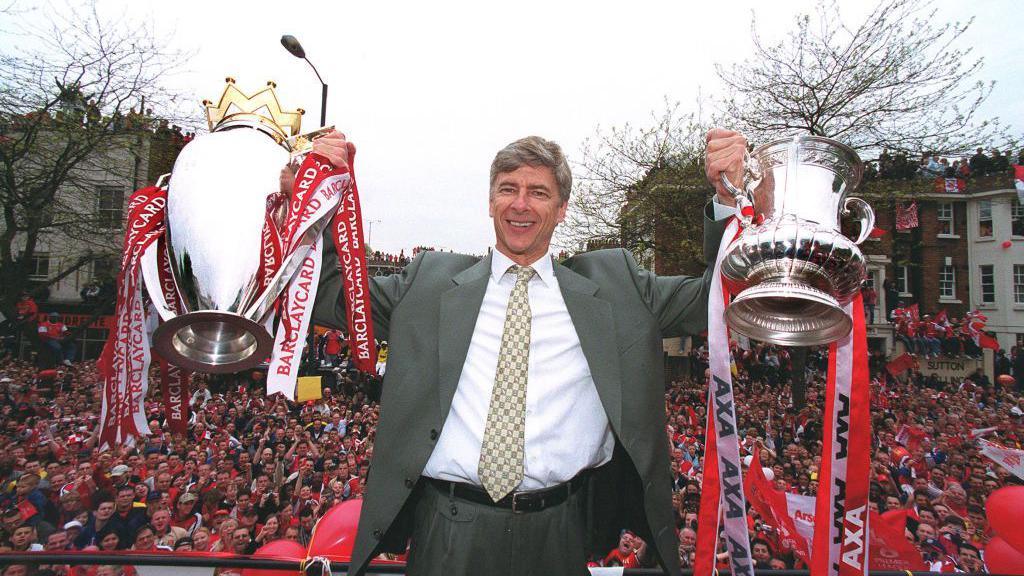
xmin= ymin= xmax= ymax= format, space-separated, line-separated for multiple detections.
xmin=895 ymin=202 xmax=918 ymax=230
xmin=978 ymin=438 xmax=1024 ymax=480
xmin=695 ymin=217 xmax=753 ymax=576
xmin=812 ymin=296 xmax=871 ymax=576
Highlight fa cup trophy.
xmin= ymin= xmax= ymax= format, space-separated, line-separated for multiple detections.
xmin=718 ymin=135 xmax=875 ymax=346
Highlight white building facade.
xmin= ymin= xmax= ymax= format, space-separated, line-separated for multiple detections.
xmin=965 ymin=188 xmax=1024 ymax=351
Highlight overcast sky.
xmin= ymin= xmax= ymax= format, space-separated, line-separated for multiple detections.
xmin=22 ymin=0 xmax=1024 ymax=254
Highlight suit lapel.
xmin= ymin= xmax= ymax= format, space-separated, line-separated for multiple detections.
xmin=438 ymin=253 xmax=491 ymax=423
xmin=554 ymin=262 xmax=623 ymax=435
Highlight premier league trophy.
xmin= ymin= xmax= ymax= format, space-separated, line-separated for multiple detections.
xmin=99 ymin=78 xmax=373 ymax=444
xmin=718 ymin=135 xmax=875 ymax=346
xmin=149 ymin=78 xmax=334 ymax=373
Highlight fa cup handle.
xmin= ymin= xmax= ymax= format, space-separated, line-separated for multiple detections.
xmin=717 ymin=151 xmax=761 ymax=227
xmin=842 ymin=197 xmax=875 ymax=245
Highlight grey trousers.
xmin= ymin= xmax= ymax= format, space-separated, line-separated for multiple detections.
xmin=405 ymin=480 xmax=591 ymax=576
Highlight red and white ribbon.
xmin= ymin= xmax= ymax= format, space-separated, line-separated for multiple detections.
xmin=695 ymin=217 xmax=754 ymax=576
xmin=266 ymin=152 xmax=378 ymax=396
xmin=812 ymin=295 xmax=871 ymax=576
xmin=266 ymin=155 xmax=348 ymax=396
xmin=154 ymin=236 xmax=191 ymax=434
xmin=98 ymin=187 xmax=165 ymax=447
xmin=330 ymin=148 xmax=376 ymax=373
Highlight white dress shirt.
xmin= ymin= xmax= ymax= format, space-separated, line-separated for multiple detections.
xmin=422 ymin=248 xmax=614 ymax=490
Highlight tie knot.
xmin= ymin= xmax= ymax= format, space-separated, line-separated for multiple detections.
xmin=508 ymin=265 xmax=535 ymax=284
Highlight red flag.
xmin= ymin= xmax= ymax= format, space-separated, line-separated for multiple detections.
xmin=907 ymin=303 xmax=919 ymax=321
xmin=867 ymin=510 xmax=928 ymax=572
xmin=895 ymin=202 xmax=919 ymax=230
xmin=686 ymin=405 xmax=699 ymax=429
xmin=744 ymin=448 xmax=812 ymax=564
xmin=868 ymin=227 xmax=886 ymax=239
xmin=934 ymin=309 xmax=947 ymax=324
xmin=885 ymin=353 xmax=917 ymax=376
xmin=978 ymin=332 xmax=1000 ymax=350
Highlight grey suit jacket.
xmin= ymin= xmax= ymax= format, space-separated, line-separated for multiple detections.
xmin=313 ymin=211 xmax=728 ymax=575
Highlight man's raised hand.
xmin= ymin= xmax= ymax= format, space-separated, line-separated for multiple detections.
xmin=311 ymin=130 xmax=355 ymax=171
xmin=705 ymin=128 xmax=749 ymax=207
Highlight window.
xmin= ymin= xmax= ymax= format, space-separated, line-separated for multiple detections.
xmin=978 ymin=199 xmax=993 ymax=238
xmin=29 ymin=253 xmax=50 ymax=280
xmin=980 ymin=264 xmax=995 ymax=304
xmin=895 ymin=265 xmax=911 ymax=295
xmin=939 ymin=265 xmax=956 ymax=299
xmin=97 ymin=186 xmax=124 ymax=229
xmin=937 ymin=203 xmax=954 ymax=236
xmin=1013 ymin=197 xmax=1023 ymax=237
xmin=1015 ymin=264 xmax=1024 ymax=305
xmin=91 ymin=256 xmax=117 ymax=283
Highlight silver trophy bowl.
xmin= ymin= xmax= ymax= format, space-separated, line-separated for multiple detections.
xmin=719 ymin=135 xmax=875 ymax=346
xmin=151 ymin=129 xmax=286 ymax=373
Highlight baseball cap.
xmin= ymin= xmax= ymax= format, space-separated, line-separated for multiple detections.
xmin=63 ymin=520 xmax=83 ymax=530
xmin=179 ymin=492 xmax=198 ymax=503
xmin=110 ymin=465 xmax=130 ymax=476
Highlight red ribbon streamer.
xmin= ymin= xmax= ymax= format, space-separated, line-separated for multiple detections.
xmin=155 ymin=236 xmax=190 ymax=434
xmin=323 ymin=149 xmax=377 ymax=373
xmin=98 ymin=186 xmax=167 ymax=446
xmin=812 ymin=295 xmax=871 ymax=576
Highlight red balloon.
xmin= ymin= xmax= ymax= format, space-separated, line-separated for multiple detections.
xmin=997 ymin=374 xmax=1016 ymax=387
xmin=242 ymin=539 xmax=307 ymax=576
xmin=306 ymin=499 xmax=362 ymax=561
xmin=985 ymin=537 xmax=1024 ymax=574
xmin=987 ymin=487 xmax=1024 ymax=553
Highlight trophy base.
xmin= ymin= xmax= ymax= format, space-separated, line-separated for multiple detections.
xmin=152 ymin=311 xmax=275 ymax=374
xmin=725 ymin=281 xmax=852 ymax=346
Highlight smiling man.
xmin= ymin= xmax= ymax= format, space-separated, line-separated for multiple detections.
xmin=312 ymin=131 xmax=746 ymax=576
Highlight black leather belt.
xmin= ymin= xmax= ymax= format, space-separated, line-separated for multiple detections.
xmin=427 ymin=469 xmax=592 ymax=513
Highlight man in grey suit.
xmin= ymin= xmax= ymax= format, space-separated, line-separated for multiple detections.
xmin=310 ymin=129 xmax=747 ymax=575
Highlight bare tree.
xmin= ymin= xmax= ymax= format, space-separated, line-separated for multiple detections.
xmin=561 ymin=103 xmax=714 ymax=275
xmin=715 ymin=0 xmax=1013 ymax=158
xmin=0 ymin=2 xmax=189 ymax=312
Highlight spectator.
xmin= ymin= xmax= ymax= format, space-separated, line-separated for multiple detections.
xmin=36 ymin=313 xmax=75 ymax=367
xmin=969 ymin=148 xmax=990 ymax=176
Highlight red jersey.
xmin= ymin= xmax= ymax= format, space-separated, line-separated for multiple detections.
xmin=38 ymin=321 xmax=67 ymax=341
xmin=324 ymin=331 xmax=342 ymax=355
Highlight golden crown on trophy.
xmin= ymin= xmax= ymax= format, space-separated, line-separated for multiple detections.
xmin=203 ymin=77 xmax=305 ymax=144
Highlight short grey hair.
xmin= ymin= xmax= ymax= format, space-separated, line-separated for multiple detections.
xmin=489 ymin=136 xmax=572 ymax=203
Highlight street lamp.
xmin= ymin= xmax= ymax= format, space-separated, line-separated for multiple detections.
xmin=280 ymin=34 xmax=328 ymax=128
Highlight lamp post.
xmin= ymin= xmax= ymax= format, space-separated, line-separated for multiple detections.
xmin=367 ymin=219 xmax=382 ymax=247
xmin=280 ymin=35 xmax=328 ymax=128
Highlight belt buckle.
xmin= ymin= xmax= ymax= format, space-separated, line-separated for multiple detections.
xmin=511 ymin=491 xmax=525 ymax=514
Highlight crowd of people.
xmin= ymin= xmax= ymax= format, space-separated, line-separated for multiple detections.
xmin=863 ymin=147 xmax=1024 ymax=182
xmin=0 ymin=325 xmax=1020 ymax=574
xmin=887 ymin=305 xmax=990 ymax=360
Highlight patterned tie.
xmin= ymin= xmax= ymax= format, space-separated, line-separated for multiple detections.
xmin=479 ymin=264 xmax=535 ymax=502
